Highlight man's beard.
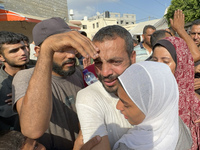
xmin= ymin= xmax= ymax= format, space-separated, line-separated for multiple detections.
xmin=4 ymin=56 xmax=27 ymax=68
xmin=97 ymin=74 xmax=119 ymax=94
xmin=97 ymin=59 xmax=132 ymax=94
xmin=146 ymin=41 xmax=152 ymax=48
xmin=52 ymin=58 xmax=76 ymax=77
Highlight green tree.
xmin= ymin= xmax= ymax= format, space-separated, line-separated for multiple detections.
xmin=165 ymin=0 xmax=200 ymax=24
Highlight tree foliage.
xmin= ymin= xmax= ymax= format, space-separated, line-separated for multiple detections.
xmin=165 ymin=0 xmax=200 ymax=24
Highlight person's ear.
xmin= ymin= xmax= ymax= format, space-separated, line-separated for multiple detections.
xmin=0 ymin=54 xmax=5 ymax=62
xmin=34 ymin=46 xmax=40 ymax=57
xmin=130 ymin=50 xmax=136 ymax=64
xmin=142 ymin=34 xmax=145 ymax=40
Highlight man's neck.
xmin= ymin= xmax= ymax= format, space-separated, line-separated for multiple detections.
xmin=142 ymin=42 xmax=152 ymax=54
xmin=4 ymin=63 xmax=25 ymax=76
xmin=52 ymin=71 xmax=62 ymax=77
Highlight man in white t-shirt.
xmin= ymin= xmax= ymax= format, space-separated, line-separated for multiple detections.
xmin=76 ymin=25 xmax=136 ymax=149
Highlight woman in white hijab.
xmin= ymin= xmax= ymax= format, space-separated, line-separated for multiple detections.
xmin=113 ymin=61 xmax=179 ymax=150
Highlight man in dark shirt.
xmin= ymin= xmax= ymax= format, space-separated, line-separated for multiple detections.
xmin=0 ymin=31 xmax=29 ymax=131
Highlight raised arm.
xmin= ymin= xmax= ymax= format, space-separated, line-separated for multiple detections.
xmin=170 ymin=9 xmax=200 ymax=62
xmin=15 ymin=31 xmax=99 ymax=139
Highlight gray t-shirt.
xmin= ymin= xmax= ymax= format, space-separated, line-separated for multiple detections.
xmin=12 ymin=67 xmax=84 ymax=150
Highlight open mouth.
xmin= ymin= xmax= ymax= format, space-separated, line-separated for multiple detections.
xmin=103 ymin=78 xmax=117 ymax=87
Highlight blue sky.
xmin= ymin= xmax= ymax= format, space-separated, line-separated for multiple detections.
xmin=68 ymin=0 xmax=172 ymax=23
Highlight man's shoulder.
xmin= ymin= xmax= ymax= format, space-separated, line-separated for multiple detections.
xmin=0 ymin=68 xmax=9 ymax=84
xmin=134 ymin=44 xmax=141 ymax=49
xmin=74 ymin=67 xmax=83 ymax=78
xmin=0 ymin=66 xmax=6 ymax=77
xmin=65 ymin=68 xmax=84 ymax=87
xmin=79 ymin=80 xmax=103 ymax=92
xmin=134 ymin=42 xmax=144 ymax=49
xmin=13 ymin=67 xmax=34 ymax=83
xmin=15 ymin=67 xmax=34 ymax=77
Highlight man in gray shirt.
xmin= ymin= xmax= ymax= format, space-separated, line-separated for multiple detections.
xmin=12 ymin=17 xmax=98 ymax=149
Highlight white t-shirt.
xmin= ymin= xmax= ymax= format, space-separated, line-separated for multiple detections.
xmin=76 ymin=81 xmax=132 ymax=148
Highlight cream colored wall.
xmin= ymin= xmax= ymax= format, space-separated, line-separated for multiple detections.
xmin=80 ymin=18 xmax=117 ymax=39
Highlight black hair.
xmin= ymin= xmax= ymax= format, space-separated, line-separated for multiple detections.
xmin=167 ymin=27 xmax=176 ymax=36
xmin=0 ymin=130 xmax=26 ymax=150
xmin=92 ymin=25 xmax=134 ymax=56
xmin=150 ymin=30 xmax=172 ymax=47
xmin=143 ymin=25 xmax=156 ymax=34
xmin=192 ymin=19 xmax=200 ymax=26
xmin=0 ymin=31 xmax=21 ymax=54
xmin=17 ymin=33 xmax=29 ymax=44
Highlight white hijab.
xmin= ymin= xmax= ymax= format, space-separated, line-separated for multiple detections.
xmin=113 ymin=61 xmax=179 ymax=150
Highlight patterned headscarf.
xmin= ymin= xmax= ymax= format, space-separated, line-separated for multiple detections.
xmin=153 ymin=36 xmax=200 ymax=150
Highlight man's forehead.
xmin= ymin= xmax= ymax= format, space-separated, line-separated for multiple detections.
xmin=93 ymin=37 xmax=125 ymax=47
xmin=2 ymin=41 xmax=24 ymax=50
xmin=146 ymin=28 xmax=155 ymax=33
xmin=191 ymin=25 xmax=200 ymax=30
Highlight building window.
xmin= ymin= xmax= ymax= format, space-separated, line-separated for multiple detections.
xmin=82 ymin=25 xmax=87 ymax=29
xmin=121 ymin=20 xmax=123 ymax=24
xmin=93 ymin=23 xmax=95 ymax=29
xmin=0 ymin=4 xmax=4 ymax=9
xmin=126 ymin=22 xmax=129 ymax=24
xmin=96 ymin=22 xmax=99 ymax=28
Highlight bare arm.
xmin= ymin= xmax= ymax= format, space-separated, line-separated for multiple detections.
xmin=170 ymin=10 xmax=200 ymax=62
xmin=16 ymin=46 xmax=53 ymax=139
xmin=16 ymin=31 xmax=99 ymax=139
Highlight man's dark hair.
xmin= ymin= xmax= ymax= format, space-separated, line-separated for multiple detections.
xmin=0 ymin=31 xmax=21 ymax=54
xmin=0 ymin=130 xmax=26 ymax=150
xmin=143 ymin=25 xmax=156 ymax=34
xmin=150 ymin=30 xmax=172 ymax=47
xmin=167 ymin=27 xmax=176 ymax=36
xmin=192 ymin=19 xmax=200 ymax=27
xmin=92 ymin=25 xmax=133 ymax=56
xmin=17 ymin=33 xmax=29 ymax=44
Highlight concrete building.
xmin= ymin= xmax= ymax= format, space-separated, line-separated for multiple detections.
xmin=77 ymin=11 xmax=136 ymax=39
xmin=0 ymin=0 xmax=69 ymax=21
xmin=129 ymin=18 xmax=169 ymax=43
xmin=0 ymin=0 xmax=70 ymax=42
xmin=129 ymin=7 xmax=169 ymax=42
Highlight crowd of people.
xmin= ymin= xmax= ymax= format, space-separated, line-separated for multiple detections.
xmin=0 ymin=9 xmax=200 ymax=150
